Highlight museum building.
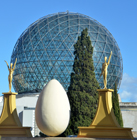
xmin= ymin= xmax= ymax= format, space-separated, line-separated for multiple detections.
xmin=10 ymin=11 xmax=123 ymax=93
xmin=1 ymin=12 xmax=136 ymax=137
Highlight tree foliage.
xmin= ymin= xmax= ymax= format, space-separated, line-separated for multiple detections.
xmin=62 ymin=28 xmax=100 ymax=136
xmin=112 ymin=83 xmax=123 ymax=127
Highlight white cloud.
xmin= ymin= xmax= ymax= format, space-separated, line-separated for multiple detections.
xmin=120 ymin=90 xmax=131 ymax=100
xmin=119 ymin=73 xmax=137 ymax=102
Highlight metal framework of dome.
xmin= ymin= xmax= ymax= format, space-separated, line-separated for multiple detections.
xmin=11 ymin=11 xmax=123 ymax=94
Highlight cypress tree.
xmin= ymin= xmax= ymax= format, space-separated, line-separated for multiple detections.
xmin=63 ymin=28 xmax=100 ymax=136
xmin=112 ymin=83 xmax=123 ymax=127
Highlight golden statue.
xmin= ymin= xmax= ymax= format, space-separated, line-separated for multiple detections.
xmin=5 ymin=58 xmax=17 ymax=92
xmin=100 ymin=51 xmax=112 ymax=89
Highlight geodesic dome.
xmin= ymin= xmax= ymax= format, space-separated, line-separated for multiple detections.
xmin=11 ymin=11 xmax=123 ymax=94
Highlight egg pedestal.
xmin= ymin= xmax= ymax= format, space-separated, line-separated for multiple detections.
xmin=0 ymin=92 xmax=32 ymax=137
xmin=78 ymin=89 xmax=134 ymax=139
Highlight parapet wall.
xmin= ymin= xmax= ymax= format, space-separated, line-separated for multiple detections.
xmin=119 ymin=102 xmax=137 ymax=131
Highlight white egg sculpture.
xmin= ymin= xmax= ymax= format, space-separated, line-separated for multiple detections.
xmin=35 ymin=79 xmax=71 ymax=136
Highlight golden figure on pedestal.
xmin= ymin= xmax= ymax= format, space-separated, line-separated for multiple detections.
xmin=5 ymin=58 xmax=17 ymax=92
xmin=0 ymin=58 xmax=32 ymax=137
xmin=100 ymin=51 xmax=112 ymax=89
xmin=78 ymin=50 xmax=133 ymax=139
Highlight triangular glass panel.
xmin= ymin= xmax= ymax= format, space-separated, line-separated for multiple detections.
xmin=39 ymin=19 xmax=48 ymax=30
xmin=66 ymin=35 xmax=73 ymax=42
xmin=42 ymin=53 xmax=49 ymax=60
xmin=39 ymin=27 xmax=46 ymax=38
xmin=30 ymin=24 xmax=37 ymax=33
xmin=82 ymin=25 xmax=89 ymax=30
xmin=91 ymin=41 xmax=96 ymax=47
xmin=57 ymin=50 xmax=63 ymax=56
xmin=46 ymin=43 xmax=55 ymax=50
xmin=97 ymin=52 xmax=102 ymax=58
xmin=33 ymin=33 xmax=40 ymax=41
xmin=52 ymin=25 xmax=59 ymax=34
xmin=61 ymin=31 xmax=68 ymax=40
xmin=60 ymin=21 xmax=68 ymax=31
xmin=89 ymin=26 xmax=97 ymax=33
xmin=56 ymin=61 xmax=62 ymax=66
xmin=22 ymin=31 xmax=29 ymax=41
xmin=51 ymin=60 xmax=56 ymax=66
xmin=98 ymin=27 xmax=106 ymax=35
xmin=34 ymin=41 xmax=44 ymax=50
xmin=58 ymin=56 xmax=63 ymax=60
xmin=106 ymin=36 xmax=112 ymax=44
xmin=100 ymin=55 xmax=105 ymax=63
xmin=54 ymin=40 xmax=60 ymax=47
xmin=60 ymin=61 xmax=64 ymax=66
xmin=60 ymin=50 xmax=67 ymax=57
xmin=69 ymin=43 xmax=74 ymax=50
xmin=104 ymin=52 xmax=110 ymax=60
xmin=24 ymin=41 xmax=31 ymax=51
xmin=49 ymin=19 xmax=58 ymax=29
xmin=70 ymin=19 xmax=78 ymax=26
xmin=43 ymin=32 xmax=50 ymax=41
xmin=30 ymin=26 xmax=38 ymax=39
xmin=94 ymin=42 xmax=101 ymax=51
xmin=79 ymin=26 xmax=85 ymax=32
xmin=108 ymin=44 xmax=113 ymax=52
xmin=42 ymin=38 xmax=51 ymax=48
xmin=91 ymin=26 xmax=98 ymax=33
xmin=29 ymin=55 xmax=35 ymax=61
xmin=99 ymin=42 xmax=105 ymax=51
xmin=98 ymin=34 xmax=106 ymax=42
xmin=100 ymin=34 xmax=106 ymax=41
xmin=69 ymin=26 xmax=76 ymax=33
xmin=70 ymin=33 xmax=77 ymax=41
xmin=56 ymin=33 xmax=63 ymax=42
xmin=104 ymin=44 xmax=111 ymax=53
xmin=91 ymin=33 xmax=98 ymax=40
xmin=79 ymin=18 xmax=86 ymax=25
xmin=60 ymin=65 xmax=65 ymax=71
xmin=58 ymin=43 xmax=66 ymax=50
xmin=49 ymin=28 xmax=57 ymax=38
xmin=113 ymin=46 xmax=118 ymax=55
xmin=89 ymin=20 xmax=97 ymax=26
xmin=59 ymin=15 xmax=68 ymax=22
xmin=93 ymin=62 xmax=98 ymax=68
xmin=69 ymin=14 xmax=78 ymax=19
xmin=48 ymin=15 xmax=58 ymax=22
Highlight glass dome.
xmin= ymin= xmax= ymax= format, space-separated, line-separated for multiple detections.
xmin=11 ymin=11 xmax=123 ymax=94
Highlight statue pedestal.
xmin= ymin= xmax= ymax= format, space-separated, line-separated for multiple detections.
xmin=77 ymin=89 xmax=134 ymax=139
xmin=0 ymin=92 xmax=32 ymax=137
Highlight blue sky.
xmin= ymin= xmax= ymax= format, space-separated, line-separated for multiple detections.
xmin=0 ymin=0 xmax=137 ymax=102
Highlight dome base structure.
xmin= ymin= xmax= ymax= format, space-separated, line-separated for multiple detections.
xmin=0 ymin=92 xmax=32 ymax=137
xmin=77 ymin=89 xmax=134 ymax=139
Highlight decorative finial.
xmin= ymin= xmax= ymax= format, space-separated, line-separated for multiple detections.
xmin=100 ymin=51 xmax=112 ymax=89
xmin=4 ymin=58 xmax=17 ymax=92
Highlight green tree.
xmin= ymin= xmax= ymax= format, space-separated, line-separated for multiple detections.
xmin=63 ymin=28 xmax=100 ymax=136
xmin=112 ymin=83 xmax=123 ymax=127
